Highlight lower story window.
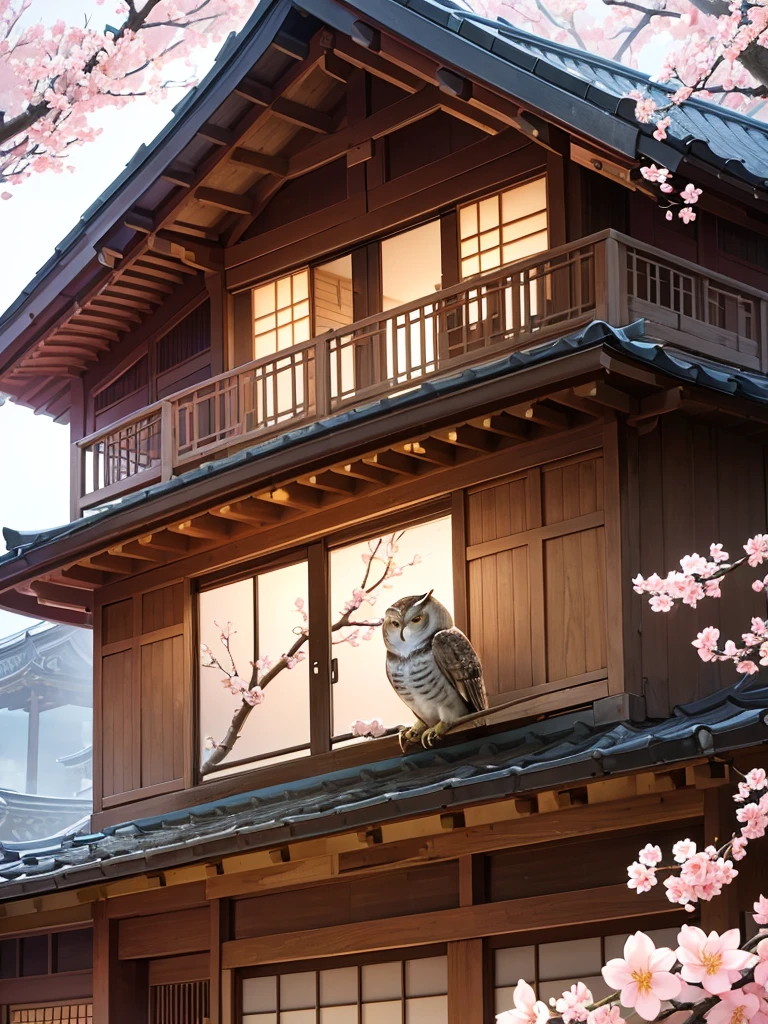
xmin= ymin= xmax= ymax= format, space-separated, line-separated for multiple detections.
xmin=242 ymin=953 xmax=448 ymax=1023
xmin=494 ymin=927 xmax=681 ymax=1016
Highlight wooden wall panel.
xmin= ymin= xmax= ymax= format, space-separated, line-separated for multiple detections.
xmin=234 ymin=862 xmax=459 ymax=940
xmin=469 ymin=548 xmax=533 ymax=695
xmin=101 ymin=650 xmax=138 ymax=799
xmin=103 ymin=599 xmax=133 ymax=644
xmin=98 ymin=582 xmax=188 ymax=805
xmin=544 ymin=527 xmax=607 ymax=681
xmin=465 ymin=451 xmax=607 ymax=700
xmin=118 ymin=908 xmax=210 ymax=960
xmin=637 ymin=415 xmax=767 ymax=714
xmin=142 ymin=583 xmax=184 ymax=633
xmin=140 ymin=635 xmax=185 ymax=788
xmin=314 ymin=268 xmax=353 ymax=331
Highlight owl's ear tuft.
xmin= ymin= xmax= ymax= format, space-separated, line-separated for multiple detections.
xmin=413 ymin=590 xmax=434 ymax=609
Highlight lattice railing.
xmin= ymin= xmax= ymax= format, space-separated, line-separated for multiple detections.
xmin=72 ymin=229 xmax=768 ymax=514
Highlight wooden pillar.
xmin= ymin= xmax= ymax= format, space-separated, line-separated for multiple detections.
xmin=448 ymin=939 xmax=485 ymax=1024
xmin=25 ymin=690 xmax=40 ymax=795
xmin=206 ymin=271 xmax=228 ymax=376
xmin=93 ymin=901 xmax=149 ymax=1024
xmin=209 ymin=898 xmax=231 ymax=1024
xmin=308 ymin=542 xmax=332 ymax=755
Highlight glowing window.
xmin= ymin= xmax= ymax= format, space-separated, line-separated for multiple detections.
xmin=459 ymin=179 xmax=548 ymax=279
xmin=253 ymin=270 xmax=311 ymax=359
xmin=329 ymin=517 xmax=453 ymax=743
xmin=199 ymin=559 xmax=311 ymax=777
xmin=242 ymin=954 xmax=447 ymax=1024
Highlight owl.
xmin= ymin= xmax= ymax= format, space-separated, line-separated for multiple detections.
xmin=382 ymin=590 xmax=487 ymax=749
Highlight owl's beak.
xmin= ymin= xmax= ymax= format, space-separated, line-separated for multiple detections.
xmin=400 ymin=624 xmax=406 ymax=642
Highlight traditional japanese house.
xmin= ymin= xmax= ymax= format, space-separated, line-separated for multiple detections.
xmin=1 ymin=0 xmax=768 ymax=1020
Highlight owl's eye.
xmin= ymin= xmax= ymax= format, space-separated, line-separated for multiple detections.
xmin=391 ymin=620 xmax=400 ymax=628
xmin=411 ymin=615 xmax=423 ymax=624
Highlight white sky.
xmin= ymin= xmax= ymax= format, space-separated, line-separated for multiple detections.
xmin=0 ymin=0 xmax=224 ymax=637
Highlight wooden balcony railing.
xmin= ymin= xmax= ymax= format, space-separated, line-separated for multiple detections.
xmin=73 ymin=229 xmax=768 ymax=515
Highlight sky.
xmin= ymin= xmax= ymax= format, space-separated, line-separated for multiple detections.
xmin=0 ymin=0 xmax=227 ymax=794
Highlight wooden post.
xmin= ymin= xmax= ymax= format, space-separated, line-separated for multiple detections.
xmin=25 ymin=689 xmax=40 ymax=795
xmin=594 ymin=231 xmax=626 ymax=325
xmin=448 ymin=939 xmax=485 ymax=1024
xmin=308 ymin=542 xmax=332 ymax=754
xmin=206 ymin=272 xmax=227 ymax=377
xmin=314 ymin=337 xmax=330 ymax=419
xmin=69 ymin=376 xmax=86 ymax=522
xmin=93 ymin=900 xmax=149 ymax=1024
xmin=209 ymin=898 xmax=231 ymax=1024
xmin=160 ymin=401 xmax=174 ymax=481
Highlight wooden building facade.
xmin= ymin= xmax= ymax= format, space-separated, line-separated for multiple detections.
xmin=1 ymin=0 xmax=768 ymax=1020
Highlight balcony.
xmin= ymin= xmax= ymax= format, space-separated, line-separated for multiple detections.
xmin=72 ymin=229 xmax=768 ymax=515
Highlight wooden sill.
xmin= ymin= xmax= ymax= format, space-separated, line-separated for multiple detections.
xmin=91 ymin=677 xmax=608 ymax=831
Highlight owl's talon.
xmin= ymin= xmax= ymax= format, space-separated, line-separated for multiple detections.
xmin=421 ymin=721 xmax=449 ymax=748
xmin=398 ymin=720 xmax=426 ymax=751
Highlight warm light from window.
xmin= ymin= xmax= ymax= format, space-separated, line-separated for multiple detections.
xmin=459 ymin=178 xmax=548 ymax=279
xmin=252 ymin=269 xmax=311 ymax=359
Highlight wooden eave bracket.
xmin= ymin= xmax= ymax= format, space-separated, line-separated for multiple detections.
xmin=149 ymin=232 xmax=223 ymax=272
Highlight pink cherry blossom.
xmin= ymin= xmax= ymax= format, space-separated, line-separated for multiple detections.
xmin=602 ymin=931 xmax=681 ymax=1020
xmin=742 ymin=984 xmax=768 ymax=1024
xmin=731 ymin=837 xmax=748 ymax=860
xmin=679 ymin=206 xmax=697 ymax=224
xmin=706 ymin=989 xmax=761 ymax=1024
xmin=351 ymin=718 xmax=387 ymax=738
xmin=745 ymin=537 xmax=768 ymax=568
xmin=676 ymin=925 xmax=755 ymax=994
xmin=242 ymin=685 xmax=264 ymax=707
xmin=711 ymin=545 xmax=730 ymax=563
xmin=673 ymin=838 xmax=698 ymax=863
xmin=746 ymin=769 xmax=767 ymax=791
xmin=638 ymin=844 xmax=663 ymax=866
xmin=754 ymin=938 xmax=768 ymax=987
xmin=754 ymin=895 xmax=768 ymax=925
xmin=627 ymin=861 xmax=657 ymax=893
xmin=497 ymin=980 xmax=550 ymax=1024
xmin=680 ymin=183 xmax=703 ymax=204
xmin=556 ymin=983 xmax=593 ymax=1023
xmin=737 ymin=803 xmax=768 ymax=840
xmin=640 ymin=164 xmax=670 ymax=184
xmin=653 ymin=117 xmax=672 ymax=141
xmin=587 ymin=1008 xmax=625 ymax=1024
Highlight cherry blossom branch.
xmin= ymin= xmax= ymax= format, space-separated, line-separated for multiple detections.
xmin=632 ymin=537 xmax=768 ymax=675
xmin=498 ymin=768 xmax=768 ymax=1024
xmin=200 ymin=533 xmax=420 ymax=771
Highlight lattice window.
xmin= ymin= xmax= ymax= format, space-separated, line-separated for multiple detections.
xmin=252 ymin=270 xmax=311 ymax=358
xmin=10 ymin=1003 xmax=93 ymax=1023
xmin=157 ymin=300 xmax=211 ymax=373
xmin=150 ymin=981 xmax=210 ymax=1024
xmin=94 ymin=356 xmax=148 ymax=413
xmin=242 ymin=954 xmax=447 ymax=1023
xmin=458 ymin=178 xmax=548 ymax=279
xmin=494 ymin=928 xmax=679 ymax=1017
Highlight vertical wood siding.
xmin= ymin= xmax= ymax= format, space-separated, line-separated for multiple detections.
xmin=466 ymin=450 xmax=607 ymax=700
xmin=99 ymin=583 xmax=188 ymax=804
xmin=637 ymin=414 xmax=767 ymax=715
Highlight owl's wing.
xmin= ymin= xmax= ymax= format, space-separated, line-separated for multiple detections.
xmin=432 ymin=627 xmax=487 ymax=714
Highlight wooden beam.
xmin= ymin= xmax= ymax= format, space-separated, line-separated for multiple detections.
xmin=255 ymin=483 xmax=325 ymax=510
xmin=222 ymin=883 xmax=677 ymax=967
xmin=230 ymin=148 xmax=289 ymax=177
xmin=209 ymin=498 xmax=285 ymax=525
xmin=322 ymin=51 xmax=354 ymax=84
xmin=442 ymin=424 xmax=499 ymax=452
xmin=302 ymin=471 xmax=359 ymax=495
xmin=627 ymin=387 xmax=683 ymax=425
xmin=87 ymin=552 xmax=141 ymax=575
xmin=509 ymin=401 xmax=570 ymax=432
xmin=272 ymin=30 xmax=309 ymax=60
xmin=332 ymin=462 xmax=395 ymax=486
xmin=60 ymin=565 xmax=108 ymax=587
xmin=287 ymin=87 xmax=440 ymax=179
xmin=195 ymin=187 xmax=254 ymax=216
xmin=170 ymin=516 xmax=231 ymax=541
xmin=574 ymin=381 xmax=638 ymax=415
xmin=30 ymin=581 xmax=93 ymax=612
xmin=470 ymin=412 xmax=529 ymax=440
xmin=234 ymin=79 xmax=274 ymax=106
xmin=365 ymin=450 xmax=424 ymax=477
xmin=199 ymin=122 xmax=235 ymax=147
xmin=161 ymin=168 xmax=195 ymax=188
xmin=138 ymin=532 xmax=190 ymax=554
xmin=270 ymin=97 xmax=334 ymax=134
xmin=332 ymin=38 xmax=423 ymax=93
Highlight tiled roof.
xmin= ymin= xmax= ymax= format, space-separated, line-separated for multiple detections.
xmin=6 ymin=318 xmax=768 ymax=569
xmin=305 ymin=0 xmax=768 ymax=186
xmin=0 ymin=673 xmax=766 ymax=899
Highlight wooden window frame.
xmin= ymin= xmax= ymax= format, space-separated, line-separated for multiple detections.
xmin=194 ymin=503 xmax=458 ymax=780
xmin=231 ymin=173 xmax=551 ymax=372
